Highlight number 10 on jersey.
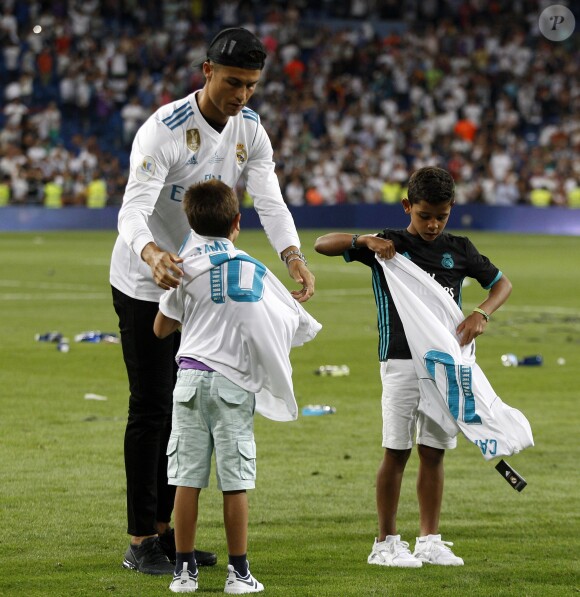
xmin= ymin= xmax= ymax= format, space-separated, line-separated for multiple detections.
xmin=424 ymin=350 xmax=482 ymax=425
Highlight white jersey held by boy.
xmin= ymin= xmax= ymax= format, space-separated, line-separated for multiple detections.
xmin=159 ymin=230 xmax=321 ymax=421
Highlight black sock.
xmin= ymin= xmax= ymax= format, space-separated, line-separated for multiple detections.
xmin=175 ymin=551 xmax=196 ymax=576
xmin=229 ymin=554 xmax=248 ymax=576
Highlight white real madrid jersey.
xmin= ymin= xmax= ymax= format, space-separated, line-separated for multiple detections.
xmin=110 ymin=90 xmax=300 ymax=301
xmin=158 ymin=231 xmax=322 ymax=422
xmin=377 ymin=253 xmax=534 ymax=460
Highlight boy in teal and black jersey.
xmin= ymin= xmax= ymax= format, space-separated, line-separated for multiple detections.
xmin=315 ymin=166 xmax=512 ymax=568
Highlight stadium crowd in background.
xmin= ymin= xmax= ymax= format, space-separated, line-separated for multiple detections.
xmin=1 ymin=0 xmax=579 ymax=208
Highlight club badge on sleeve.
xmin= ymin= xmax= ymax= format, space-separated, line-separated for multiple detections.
xmin=136 ymin=156 xmax=156 ymax=182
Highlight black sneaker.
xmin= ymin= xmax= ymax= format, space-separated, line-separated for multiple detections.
xmin=159 ymin=528 xmax=218 ymax=567
xmin=194 ymin=548 xmax=218 ymax=567
xmin=123 ymin=536 xmax=174 ymax=575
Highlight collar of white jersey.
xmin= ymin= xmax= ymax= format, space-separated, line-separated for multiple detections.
xmin=178 ymin=229 xmax=239 ymax=277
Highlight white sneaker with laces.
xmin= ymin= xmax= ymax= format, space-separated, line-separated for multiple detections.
xmin=224 ymin=563 xmax=264 ymax=594
xmin=367 ymin=535 xmax=423 ymax=568
xmin=413 ymin=534 xmax=464 ymax=566
xmin=169 ymin=562 xmax=198 ymax=593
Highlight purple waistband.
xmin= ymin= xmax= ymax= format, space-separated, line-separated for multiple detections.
xmin=179 ymin=357 xmax=214 ymax=372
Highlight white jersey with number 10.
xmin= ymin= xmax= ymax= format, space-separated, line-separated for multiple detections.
xmin=159 ymin=231 xmax=321 ymax=422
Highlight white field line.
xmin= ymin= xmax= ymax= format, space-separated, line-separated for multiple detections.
xmin=0 ymin=293 xmax=109 ymax=301
xmin=79 ymin=259 xmax=112 ymax=266
xmin=1 ymin=279 xmax=578 ymax=315
xmin=311 ymin=264 xmax=370 ymax=274
xmin=463 ymin=304 xmax=580 ymax=315
xmin=0 ymin=279 xmax=108 ymax=300
xmin=313 ymin=288 xmax=580 ymax=314
xmin=0 ymin=280 xmax=98 ymax=291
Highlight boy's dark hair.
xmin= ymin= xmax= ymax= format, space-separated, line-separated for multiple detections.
xmin=407 ymin=167 xmax=455 ymax=206
xmin=183 ymin=179 xmax=240 ymax=237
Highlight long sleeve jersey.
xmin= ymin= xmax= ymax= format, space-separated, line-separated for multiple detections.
xmin=110 ymin=90 xmax=300 ymax=301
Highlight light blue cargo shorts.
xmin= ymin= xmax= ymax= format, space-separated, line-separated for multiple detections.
xmin=167 ymin=369 xmax=256 ymax=491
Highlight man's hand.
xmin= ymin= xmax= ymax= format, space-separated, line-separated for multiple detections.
xmin=141 ymin=242 xmax=183 ymax=290
xmin=287 ymin=257 xmax=315 ymax=302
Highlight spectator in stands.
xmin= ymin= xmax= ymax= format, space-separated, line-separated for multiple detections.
xmin=10 ymin=166 xmax=28 ymax=204
xmin=36 ymin=45 xmax=54 ymax=87
xmin=285 ymin=172 xmax=306 ymax=207
xmin=3 ymin=93 xmax=28 ymax=128
xmin=305 ymin=184 xmax=323 ymax=206
xmin=529 ymin=185 xmax=552 ymax=208
xmin=492 ymin=173 xmax=521 ymax=207
xmin=0 ymin=173 xmax=11 ymax=206
xmin=2 ymin=39 xmax=21 ymax=84
xmin=120 ymin=96 xmax=148 ymax=147
xmin=567 ymin=181 xmax=580 ymax=208
xmin=25 ymin=165 xmax=44 ymax=205
xmin=72 ymin=172 xmax=88 ymax=206
xmin=86 ymin=169 xmax=108 ymax=208
xmin=60 ymin=170 xmax=76 ymax=207
xmin=31 ymin=100 xmax=62 ymax=144
xmin=43 ymin=176 xmax=63 ymax=208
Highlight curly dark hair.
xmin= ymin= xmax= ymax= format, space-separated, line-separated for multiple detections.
xmin=407 ymin=167 xmax=455 ymax=206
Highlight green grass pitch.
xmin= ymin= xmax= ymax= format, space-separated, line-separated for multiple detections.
xmin=0 ymin=229 xmax=578 ymax=596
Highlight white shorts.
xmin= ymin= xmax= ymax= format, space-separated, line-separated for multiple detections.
xmin=380 ymin=359 xmax=456 ymax=450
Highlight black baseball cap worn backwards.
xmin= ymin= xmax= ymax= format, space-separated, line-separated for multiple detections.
xmin=206 ymin=27 xmax=266 ymax=70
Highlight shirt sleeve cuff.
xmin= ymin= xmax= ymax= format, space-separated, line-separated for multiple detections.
xmin=131 ymin=233 xmax=155 ymax=259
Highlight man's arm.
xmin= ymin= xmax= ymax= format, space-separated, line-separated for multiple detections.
xmin=117 ymin=116 xmax=183 ymax=290
xmin=141 ymin=242 xmax=183 ymax=290
xmin=245 ymin=125 xmax=315 ymax=302
xmin=280 ymin=245 xmax=314 ymax=303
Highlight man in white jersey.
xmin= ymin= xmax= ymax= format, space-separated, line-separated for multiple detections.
xmin=154 ymin=179 xmax=321 ymax=593
xmin=110 ymin=27 xmax=315 ymax=575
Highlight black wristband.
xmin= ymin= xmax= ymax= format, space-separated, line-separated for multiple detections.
xmin=351 ymin=234 xmax=360 ymax=249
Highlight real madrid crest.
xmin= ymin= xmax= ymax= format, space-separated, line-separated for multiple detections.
xmin=441 ymin=252 xmax=454 ymax=269
xmin=236 ymin=143 xmax=247 ymax=165
xmin=186 ymin=129 xmax=201 ymax=153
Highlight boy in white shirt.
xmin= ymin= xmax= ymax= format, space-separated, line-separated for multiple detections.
xmin=154 ymin=179 xmax=321 ymax=593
